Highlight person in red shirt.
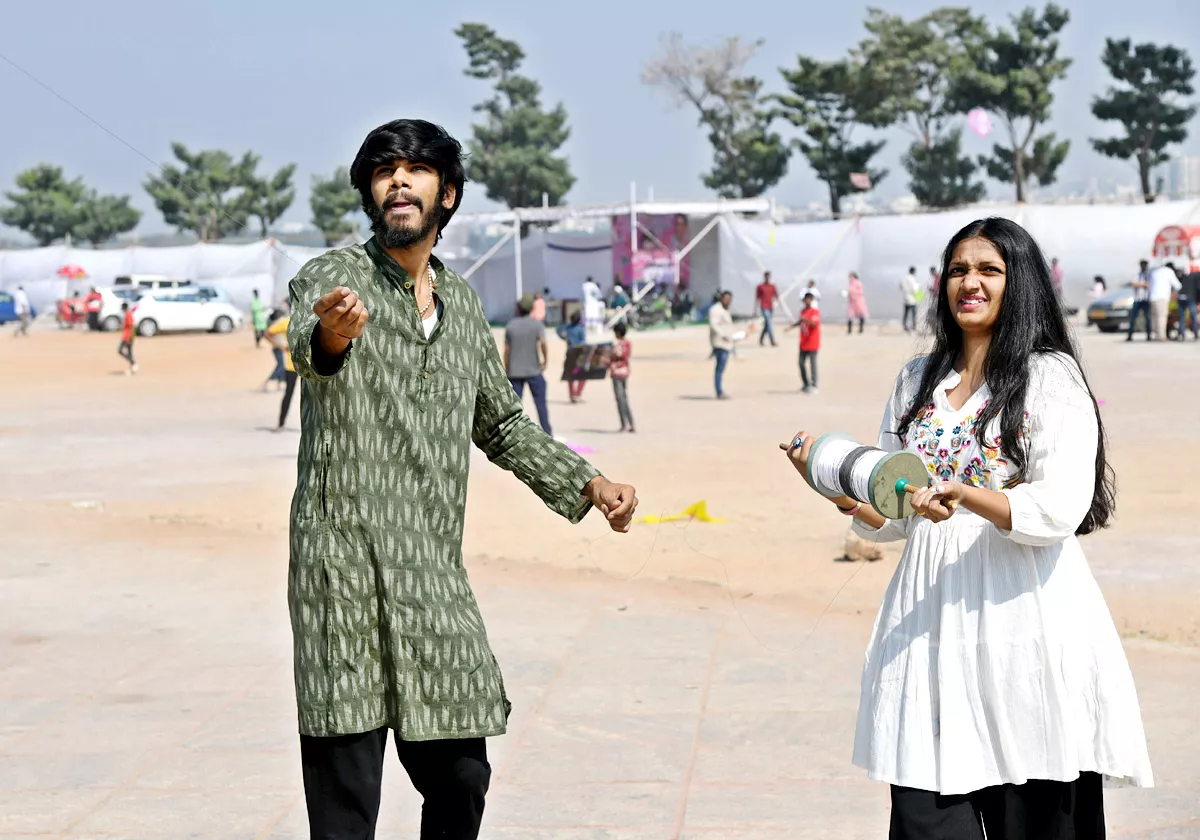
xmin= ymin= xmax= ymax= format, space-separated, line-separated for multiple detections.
xmin=755 ymin=271 xmax=779 ymax=346
xmin=787 ymin=291 xmax=820 ymax=393
xmin=117 ymin=302 xmax=137 ymax=375
xmin=609 ymin=322 xmax=635 ymax=432
xmin=84 ymin=287 xmax=103 ymax=331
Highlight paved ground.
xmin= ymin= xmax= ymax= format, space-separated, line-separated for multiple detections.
xmin=1 ymin=318 xmax=1198 ymax=838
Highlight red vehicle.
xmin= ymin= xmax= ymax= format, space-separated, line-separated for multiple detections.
xmin=56 ymin=294 xmax=88 ymax=328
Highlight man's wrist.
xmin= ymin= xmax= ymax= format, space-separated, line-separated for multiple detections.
xmin=315 ymin=324 xmax=352 ymax=355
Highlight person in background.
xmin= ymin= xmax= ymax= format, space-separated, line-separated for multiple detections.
xmin=609 ymin=322 xmax=635 ymax=432
xmin=505 ymin=293 xmax=552 ymax=434
xmin=250 ymin=289 xmax=269 ymax=347
xmin=530 ymin=290 xmax=546 ymax=322
xmin=262 ymin=300 xmax=290 ymax=391
xmin=787 ymin=291 xmax=821 ymax=394
xmin=755 ymin=271 xmax=779 ymax=347
xmin=265 ymin=308 xmax=295 ymax=430
xmin=805 ymin=278 xmax=822 ymax=310
xmin=1176 ymin=265 xmax=1199 ymax=341
xmin=1148 ymin=260 xmax=1181 ymax=341
xmin=84 ymin=286 xmax=103 ymax=331
xmin=117 ymin=301 xmax=137 ymax=374
xmin=1090 ymin=276 xmax=1107 ymax=298
xmin=709 ymin=290 xmax=735 ymax=400
xmin=1050 ymin=256 xmax=1064 ymax=298
xmin=556 ymin=309 xmax=588 ymax=402
xmin=900 ymin=266 xmax=920 ymax=333
xmin=846 ymin=272 xmax=869 ymax=334
xmin=1127 ymin=260 xmax=1152 ymax=342
xmin=13 ymin=286 xmax=32 ymax=337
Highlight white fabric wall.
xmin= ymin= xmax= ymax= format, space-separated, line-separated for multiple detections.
xmin=721 ymin=200 xmax=1200 ymax=322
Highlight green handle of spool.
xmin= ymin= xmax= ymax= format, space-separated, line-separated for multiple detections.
xmin=894 ymin=477 xmax=958 ymax=509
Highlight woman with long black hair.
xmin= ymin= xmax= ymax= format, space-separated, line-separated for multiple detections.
xmin=786 ymin=218 xmax=1151 ymax=838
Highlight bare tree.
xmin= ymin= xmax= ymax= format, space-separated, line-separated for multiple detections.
xmin=643 ymin=34 xmax=790 ymax=199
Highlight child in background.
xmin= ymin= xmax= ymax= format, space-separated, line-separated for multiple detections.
xmin=787 ymin=291 xmax=820 ymax=393
xmin=609 ymin=322 xmax=635 ymax=433
xmin=117 ymin=302 xmax=137 ymax=375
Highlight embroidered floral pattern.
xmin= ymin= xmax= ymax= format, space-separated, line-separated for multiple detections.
xmin=906 ymin=398 xmax=1025 ymax=488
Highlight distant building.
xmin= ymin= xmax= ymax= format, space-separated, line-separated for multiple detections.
xmin=1168 ymin=156 xmax=1200 ymax=198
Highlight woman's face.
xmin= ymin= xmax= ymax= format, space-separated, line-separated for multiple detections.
xmin=946 ymin=236 xmax=1006 ymax=336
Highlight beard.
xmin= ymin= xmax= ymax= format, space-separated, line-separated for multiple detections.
xmin=369 ymin=190 xmax=445 ymax=250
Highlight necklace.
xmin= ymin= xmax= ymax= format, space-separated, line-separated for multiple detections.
xmin=417 ymin=265 xmax=438 ymax=320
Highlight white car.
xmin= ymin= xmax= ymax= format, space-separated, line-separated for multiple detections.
xmin=132 ymin=287 xmax=244 ymax=337
xmin=96 ymin=287 xmax=143 ymax=331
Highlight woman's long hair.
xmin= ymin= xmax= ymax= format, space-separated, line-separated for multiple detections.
xmin=896 ymin=217 xmax=1115 ymax=535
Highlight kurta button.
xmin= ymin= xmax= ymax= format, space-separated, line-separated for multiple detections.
xmin=423 ymin=371 xmax=429 ymax=378
xmin=404 ymin=281 xmax=412 ymax=289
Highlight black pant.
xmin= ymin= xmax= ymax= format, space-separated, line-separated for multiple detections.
xmin=847 ymin=318 xmax=864 ymax=334
xmin=612 ymin=376 xmax=634 ymax=429
xmin=902 ymin=303 xmax=917 ymax=331
xmin=509 ymin=374 xmax=551 ymax=434
xmin=87 ymin=311 xmax=99 ymax=331
xmin=1126 ymin=299 xmax=1151 ymax=340
xmin=117 ymin=340 xmax=135 ymax=367
xmin=890 ymin=773 xmax=1105 ymax=840
xmin=279 ymin=371 xmax=298 ymax=428
xmin=301 ymin=729 xmax=490 ymax=840
xmin=799 ymin=349 xmax=818 ymax=388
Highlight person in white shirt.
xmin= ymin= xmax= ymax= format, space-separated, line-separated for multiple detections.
xmin=1147 ymin=262 xmax=1181 ymax=341
xmin=803 ymin=279 xmax=821 ymax=310
xmin=1126 ymin=260 xmax=1152 ymax=342
xmin=900 ymin=266 xmax=920 ymax=332
xmin=13 ymin=286 xmax=31 ymax=337
xmin=784 ymin=217 xmax=1150 ymax=839
xmin=708 ymin=290 xmax=735 ymax=399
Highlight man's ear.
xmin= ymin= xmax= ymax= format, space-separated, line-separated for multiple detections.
xmin=441 ymin=183 xmax=457 ymax=210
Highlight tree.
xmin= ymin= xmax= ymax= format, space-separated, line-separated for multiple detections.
xmin=774 ymin=57 xmax=888 ymax=215
xmin=643 ymin=34 xmax=790 ymax=199
xmin=144 ymin=143 xmax=257 ymax=241
xmin=0 ymin=164 xmax=86 ymax=245
xmin=244 ymin=162 xmax=297 ymax=237
xmin=75 ymin=190 xmax=141 ymax=246
xmin=858 ymin=7 xmax=987 ymax=208
xmin=455 ymin=22 xmax=574 ymax=214
xmin=310 ymin=167 xmax=360 ymax=246
xmin=1091 ymin=39 xmax=1196 ymax=203
xmin=902 ymin=128 xmax=987 ymax=208
xmin=950 ymin=3 xmax=1072 ymax=202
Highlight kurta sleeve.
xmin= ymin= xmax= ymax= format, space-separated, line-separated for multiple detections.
xmin=470 ymin=300 xmax=601 ymax=523
xmin=997 ymin=354 xmax=1099 ymax=547
xmin=852 ymin=365 xmax=918 ymax=544
xmin=287 ymin=258 xmax=352 ymax=382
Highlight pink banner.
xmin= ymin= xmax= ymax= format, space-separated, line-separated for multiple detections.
xmin=611 ymin=213 xmax=691 ymax=289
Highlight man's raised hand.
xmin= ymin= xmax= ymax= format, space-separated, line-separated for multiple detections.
xmin=314 ymin=287 xmax=369 ymax=341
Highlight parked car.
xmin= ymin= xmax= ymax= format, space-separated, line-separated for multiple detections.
xmin=96 ymin=287 xmax=142 ymax=331
xmin=132 ymin=286 xmax=244 ymax=337
xmin=1086 ymin=283 xmax=1147 ymax=333
xmin=0 ymin=291 xmax=36 ymax=324
xmin=114 ymin=274 xmax=192 ymax=292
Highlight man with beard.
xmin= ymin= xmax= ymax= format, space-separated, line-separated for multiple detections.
xmin=285 ymin=119 xmax=639 ymax=839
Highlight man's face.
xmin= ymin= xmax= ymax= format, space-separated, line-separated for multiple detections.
xmin=368 ymin=159 xmax=457 ymax=250
xmin=721 ymin=293 xmax=732 ymax=308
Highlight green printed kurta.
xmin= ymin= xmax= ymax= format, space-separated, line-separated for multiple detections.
xmin=286 ymin=238 xmax=600 ymax=739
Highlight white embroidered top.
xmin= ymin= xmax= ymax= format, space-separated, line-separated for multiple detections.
xmin=851 ymin=352 xmax=1153 ymax=794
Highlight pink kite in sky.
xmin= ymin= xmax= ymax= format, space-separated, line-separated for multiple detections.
xmin=967 ymin=108 xmax=992 ymax=138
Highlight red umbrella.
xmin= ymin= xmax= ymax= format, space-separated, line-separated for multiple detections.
xmin=57 ymin=264 xmax=87 ymax=279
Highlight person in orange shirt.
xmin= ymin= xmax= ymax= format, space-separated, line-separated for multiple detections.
xmin=530 ymin=290 xmax=546 ymax=321
xmin=266 ymin=312 xmax=295 ymax=430
xmin=117 ymin=302 xmax=137 ymax=375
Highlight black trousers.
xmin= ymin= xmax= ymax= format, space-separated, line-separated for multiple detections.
xmin=799 ymin=349 xmax=818 ymax=388
xmin=902 ymin=303 xmax=917 ymax=331
xmin=890 ymin=773 xmax=1105 ymax=840
xmin=117 ymin=340 xmax=135 ymax=367
xmin=279 ymin=371 xmax=298 ymax=428
xmin=301 ymin=728 xmax=490 ymax=840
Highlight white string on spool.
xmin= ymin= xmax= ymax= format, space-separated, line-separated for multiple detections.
xmin=808 ymin=437 xmax=889 ymax=504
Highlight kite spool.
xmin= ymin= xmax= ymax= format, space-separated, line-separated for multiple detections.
xmin=802 ymin=432 xmax=932 ymax=520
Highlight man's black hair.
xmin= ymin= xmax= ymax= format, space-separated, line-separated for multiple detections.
xmin=349 ymin=119 xmax=467 ymax=242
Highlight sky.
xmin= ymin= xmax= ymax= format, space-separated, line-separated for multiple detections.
xmin=2 ymin=0 xmax=1197 ymax=237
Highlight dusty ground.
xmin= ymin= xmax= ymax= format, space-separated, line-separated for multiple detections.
xmin=1 ymin=316 xmax=1198 ymax=838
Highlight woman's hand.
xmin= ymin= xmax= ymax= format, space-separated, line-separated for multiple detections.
xmin=780 ymin=429 xmax=815 ymax=477
xmin=909 ymin=480 xmax=966 ymax=523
